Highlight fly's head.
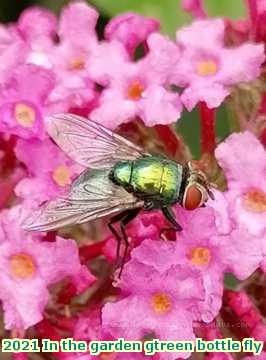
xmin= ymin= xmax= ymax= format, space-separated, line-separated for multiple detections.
xmin=181 ymin=161 xmax=215 ymax=211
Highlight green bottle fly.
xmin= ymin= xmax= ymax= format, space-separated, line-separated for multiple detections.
xmin=23 ymin=114 xmax=214 ymax=276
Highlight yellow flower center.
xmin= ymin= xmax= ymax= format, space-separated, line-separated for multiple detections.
xmin=189 ymin=247 xmax=211 ymax=266
xmin=243 ymin=189 xmax=266 ymax=213
xmin=10 ymin=253 xmax=36 ymax=279
xmin=151 ymin=292 xmax=172 ymax=314
xmin=69 ymin=58 xmax=85 ymax=71
xmin=14 ymin=103 xmax=36 ymax=128
xmin=197 ymin=60 xmax=217 ymax=76
xmin=52 ymin=165 xmax=72 ymax=187
xmin=127 ymin=81 xmax=144 ymax=100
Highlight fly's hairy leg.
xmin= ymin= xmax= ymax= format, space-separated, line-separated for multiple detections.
xmin=119 ymin=208 xmax=140 ymax=278
xmin=108 ymin=212 xmax=124 ymax=261
xmin=108 ymin=208 xmax=140 ymax=277
xmin=160 ymin=206 xmax=182 ymax=240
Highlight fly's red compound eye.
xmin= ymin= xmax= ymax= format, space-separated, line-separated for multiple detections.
xmin=183 ymin=184 xmax=204 ymax=210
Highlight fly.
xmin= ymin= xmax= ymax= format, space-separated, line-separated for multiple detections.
xmin=23 ymin=113 xmax=214 ymax=276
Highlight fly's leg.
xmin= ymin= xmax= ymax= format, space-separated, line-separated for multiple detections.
xmin=118 ymin=208 xmax=140 ymax=278
xmin=160 ymin=207 xmax=182 ymax=240
xmin=162 ymin=206 xmax=183 ymax=230
xmin=108 ymin=208 xmax=140 ymax=277
xmin=108 ymin=212 xmax=124 ymax=261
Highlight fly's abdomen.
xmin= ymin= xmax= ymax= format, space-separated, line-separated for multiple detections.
xmin=111 ymin=157 xmax=183 ymax=205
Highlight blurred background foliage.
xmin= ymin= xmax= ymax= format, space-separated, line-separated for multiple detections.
xmin=0 ymin=0 xmax=246 ymax=157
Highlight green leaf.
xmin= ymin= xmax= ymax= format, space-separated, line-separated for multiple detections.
xmin=90 ymin=0 xmax=190 ymax=37
xmin=35 ymin=0 xmax=67 ymax=14
xmin=176 ymin=108 xmax=200 ymax=158
xmin=176 ymin=104 xmax=230 ymax=159
xmin=205 ymin=0 xmax=246 ymax=19
xmin=90 ymin=0 xmax=246 ymax=37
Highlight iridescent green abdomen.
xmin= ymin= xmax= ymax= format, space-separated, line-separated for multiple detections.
xmin=111 ymin=156 xmax=183 ymax=206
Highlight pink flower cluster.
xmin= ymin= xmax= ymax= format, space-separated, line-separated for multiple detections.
xmin=0 ymin=2 xmax=264 ymax=134
xmin=101 ymin=131 xmax=266 ymax=358
xmin=0 ymin=1 xmax=266 ymax=360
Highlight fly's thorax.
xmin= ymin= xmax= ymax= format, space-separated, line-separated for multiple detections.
xmin=160 ymin=161 xmax=183 ymax=204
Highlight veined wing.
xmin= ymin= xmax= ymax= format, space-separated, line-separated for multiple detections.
xmin=22 ymin=169 xmax=143 ymax=231
xmin=46 ymin=113 xmax=149 ymax=168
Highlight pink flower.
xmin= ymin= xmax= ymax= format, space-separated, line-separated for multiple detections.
xmin=105 ymin=13 xmax=160 ymax=57
xmin=173 ymin=206 xmax=225 ymax=322
xmin=206 ymin=190 xmax=265 ymax=281
xmin=90 ymin=44 xmax=182 ymax=128
xmin=145 ymin=33 xmax=182 ymax=84
xmin=23 ymin=2 xmax=98 ymax=69
xmin=47 ymin=2 xmax=98 ymax=108
xmin=256 ymin=0 xmax=266 ymax=13
xmin=103 ymin=240 xmax=204 ymax=359
xmin=181 ymin=0 xmax=207 ymax=18
xmin=65 ymin=310 xmax=144 ymax=360
xmin=126 ymin=211 xmax=165 ymax=242
xmin=20 ymin=3 xmax=98 ymax=112
xmin=103 ymin=256 xmax=205 ymax=359
xmin=0 ymin=205 xmax=94 ymax=330
xmin=214 ymin=132 xmax=266 ymax=279
xmin=173 ymin=19 xmax=265 ymax=110
xmin=132 ymin=206 xmax=225 ymax=323
xmin=90 ymin=32 xmax=180 ymax=86
xmin=207 ymin=189 xmax=232 ymax=235
xmin=215 ymin=131 xmax=266 ymax=237
xmin=15 ymin=138 xmax=83 ymax=204
xmin=17 ymin=6 xmax=57 ymax=51
xmin=220 ymin=228 xmax=265 ymax=280
xmin=88 ymin=40 xmax=130 ymax=86
xmin=0 ymin=64 xmax=55 ymax=140
xmin=0 ymin=24 xmax=28 ymax=83
xmin=58 ymin=1 xmax=98 ymax=48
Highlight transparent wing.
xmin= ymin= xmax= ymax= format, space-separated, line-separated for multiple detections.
xmin=46 ymin=113 xmax=149 ymax=168
xmin=22 ymin=169 xmax=143 ymax=231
